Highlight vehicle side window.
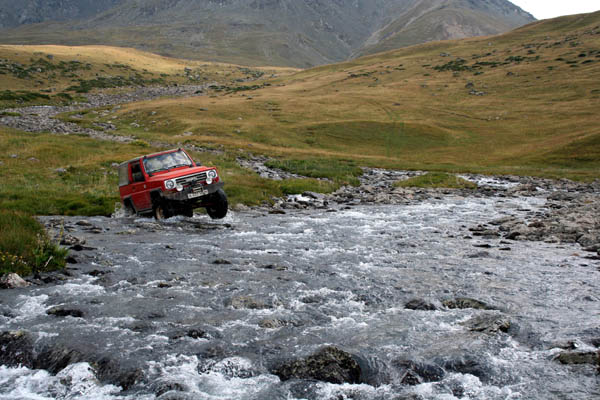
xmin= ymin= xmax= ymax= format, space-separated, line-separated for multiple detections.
xmin=130 ymin=162 xmax=145 ymax=183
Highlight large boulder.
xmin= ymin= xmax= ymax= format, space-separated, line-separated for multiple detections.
xmin=272 ymin=346 xmax=361 ymax=384
xmin=0 ymin=273 xmax=30 ymax=289
xmin=0 ymin=330 xmax=36 ymax=367
xmin=0 ymin=330 xmax=141 ymax=390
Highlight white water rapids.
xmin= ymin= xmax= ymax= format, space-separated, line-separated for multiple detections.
xmin=0 ymin=194 xmax=598 ymax=399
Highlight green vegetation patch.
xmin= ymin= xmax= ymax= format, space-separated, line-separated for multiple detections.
xmin=0 ymin=90 xmax=74 ymax=108
xmin=395 ymin=172 xmax=477 ymax=189
xmin=278 ymin=178 xmax=339 ymax=195
xmin=66 ymin=75 xmax=166 ymax=93
xmin=434 ymin=58 xmax=475 ymax=72
xmin=294 ymin=121 xmax=452 ymax=159
xmin=0 ymin=128 xmax=141 ymax=216
xmin=523 ymin=133 xmax=600 ymax=170
xmin=265 ymin=158 xmax=363 ymax=186
xmin=0 ymin=210 xmax=67 ymax=277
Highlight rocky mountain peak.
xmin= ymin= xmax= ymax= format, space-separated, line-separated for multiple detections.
xmin=0 ymin=0 xmax=535 ymax=67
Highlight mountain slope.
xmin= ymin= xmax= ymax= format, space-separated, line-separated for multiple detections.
xmin=0 ymin=0 xmax=120 ymax=29
xmin=356 ymin=0 xmax=534 ymax=57
xmin=0 ymin=0 xmax=534 ymax=67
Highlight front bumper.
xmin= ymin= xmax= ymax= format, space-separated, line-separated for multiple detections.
xmin=163 ymin=181 xmax=224 ymax=202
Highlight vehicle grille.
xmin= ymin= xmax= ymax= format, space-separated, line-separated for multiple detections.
xmin=175 ymin=172 xmax=207 ymax=187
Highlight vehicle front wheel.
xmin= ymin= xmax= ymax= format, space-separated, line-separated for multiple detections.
xmin=206 ymin=189 xmax=228 ymax=219
xmin=181 ymin=206 xmax=194 ymax=218
xmin=154 ymin=201 xmax=172 ymax=220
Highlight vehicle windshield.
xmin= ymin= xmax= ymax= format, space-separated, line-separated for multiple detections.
xmin=143 ymin=150 xmax=193 ymax=174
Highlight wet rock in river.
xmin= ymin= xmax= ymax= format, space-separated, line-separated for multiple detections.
xmin=554 ymin=351 xmax=600 ymax=366
xmin=578 ymin=234 xmax=599 ymax=248
xmin=29 ymin=338 xmax=143 ymax=390
xmin=259 ymin=318 xmax=287 ymax=329
xmin=438 ymin=354 xmax=494 ymax=383
xmin=154 ymin=380 xmax=188 ymax=397
xmin=199 ymin=356 xmax=260 ymax=379
xmin=0 ymin=330 xmax=36 ymax=367
xmin=47 ymin=306 xmax=84 ymax=318
xmin=94 ymin=356 xmax=144 ymax=390
xmin=272 ymin=346 xmax=361 ymax=384
xmin=60 ymin=234 xmax=86 ymax=246
xmin=35 ymin=345 xmax=86 ymax=374
xmin=462 ymin=313 xmax=511 ymax=334
xmin=392 ymin=359 xmax=445 ymax=385
xmin=227 ymin=295 xmax=269 ymax=310
xmin=468 ymin=251 xmax=492 ymax=258
xmin=443 ymin=297 xmax=495 ymax=310
xmin=75 ymin=220 xmax=93 ymax=227
xmin=170 ymin=328 xmax=208 ymax=340
xmin=0 ymin=273 xmax=30 ymax=289
xmin=405 ymin=298 xmax=438 ymax=311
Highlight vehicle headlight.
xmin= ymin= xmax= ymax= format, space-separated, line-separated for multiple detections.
xmin=176 ymin=184 xmax=183 ymax=192
xmin=165 ymin=179 xmax=176 ymax=190
xmin=207 ymin=169 xmax=218 ymax=179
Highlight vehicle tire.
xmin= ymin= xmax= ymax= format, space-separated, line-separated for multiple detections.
xmin=181 ymin=206 xmax=194 ymax=218
xmin=206 ymin=189 xmax=228 ymax=219
xmin=154 ymin=201 xmax=172 ymax=220
xmin=123 ymin=199 xmax=136 ymax=217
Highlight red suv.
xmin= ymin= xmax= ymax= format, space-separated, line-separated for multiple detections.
xmin=118 ymin=148 xmax=228 ymax=219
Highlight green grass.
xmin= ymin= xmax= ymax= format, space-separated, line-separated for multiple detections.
xmin=278 ymin=178 xmax=339 ymax=195
xmin=0 ymin=128 xmax=337 ymax=216
xmin=264 ymin=158 xmax=363 ymax=185
xmin=395 ymin=172 xmax=477 ymax=189
xmin=0 ymin=210 xmax=67 ymax=277
xmin=0 ymin=90 xmax=77 ymax=109
xmin=66 ymin=75 xmax=166 ymax=93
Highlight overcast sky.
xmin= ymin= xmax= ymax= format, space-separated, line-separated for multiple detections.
xmin=510 ymin=0 xmax=600 ymax=20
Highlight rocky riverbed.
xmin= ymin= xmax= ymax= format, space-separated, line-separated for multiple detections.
xmin=1 ymin=178 xmax=599 ymax=399
xmin=268 ymin=170 xmax=600 ymax=256
xmin=0 ymin=84 xmax=212 ymax=142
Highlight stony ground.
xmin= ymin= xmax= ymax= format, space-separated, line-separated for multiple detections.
xmin=0 ymin=84 xmax=211 ymax=142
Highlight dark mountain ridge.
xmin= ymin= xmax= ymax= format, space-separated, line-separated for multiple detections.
xmin=0 ymin=0 xmax=535 ymax=67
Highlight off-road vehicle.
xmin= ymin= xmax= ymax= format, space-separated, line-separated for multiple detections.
xmin=118 ymin=148 xmax=228 ymax=219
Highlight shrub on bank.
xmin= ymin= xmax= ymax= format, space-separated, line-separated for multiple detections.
xmin=0 ymin=210 xmax=67 ymax=277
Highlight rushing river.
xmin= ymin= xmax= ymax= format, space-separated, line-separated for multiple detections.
xmin=1 ymin=194 xmax=598 ymax=399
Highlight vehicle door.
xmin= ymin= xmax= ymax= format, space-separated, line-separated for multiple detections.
xmin=129 ymin=161 xmax=152 ymax=211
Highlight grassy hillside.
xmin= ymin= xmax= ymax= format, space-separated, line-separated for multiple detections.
xmin=0 ymin=44 xmax=295 ymax=107
xmin=96 ymin=11 xmax=600 ymax=181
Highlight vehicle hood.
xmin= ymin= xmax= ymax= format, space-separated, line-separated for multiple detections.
xmin=148 ymin=166 xmax=214 ymax=181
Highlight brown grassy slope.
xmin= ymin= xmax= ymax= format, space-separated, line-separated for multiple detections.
xmin=0 ymin=44 xmax=297 ymax=93
xmin=108 ymin=12 xmax=600 ymax=180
